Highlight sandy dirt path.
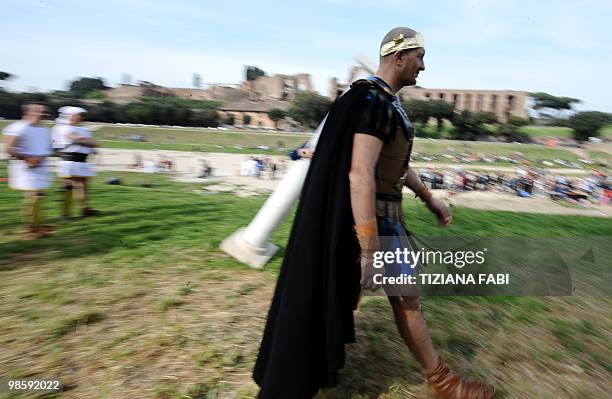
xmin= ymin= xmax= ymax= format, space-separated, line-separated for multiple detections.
xmin=92 ymin=148 xmax=609 ymax=218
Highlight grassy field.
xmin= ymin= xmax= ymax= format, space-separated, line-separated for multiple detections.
xmin=92 ymin=125 xmax=608 ymax=171
xmin=417 ymin=123 xmax=612 ymax=140
xmin=92 ymin=125 xmax=610 ymax=170
xmin=98 ymin=139 xmax=294 ymax=156
xmin=587 ymin=150 xmax=612 ymax=162
xmin=93 ymin=125 xmax=309 ymax=151
xmin=519 ymin=125 xmax=574 ymax=139
xmin=1 ymin=166 xmax=611 ymax=398
xmin=600 ymin=125 xmax=612 ymax=139
xmin=413 ymin=140 xmax=580 ymax=161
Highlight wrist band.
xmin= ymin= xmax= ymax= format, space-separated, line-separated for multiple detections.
xmin=354 ymin=218 xmax=379 ymax=250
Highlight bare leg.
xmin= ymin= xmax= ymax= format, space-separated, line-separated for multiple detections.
xmin=61 ymin=179 xmax=73 ymax=217
xmin=82 ymin=178 xmax=90 ymax=209
xmin=23 ymin=190 xmax=52 ymax=238
xmin=72 ymin=177 xmax=89 ymax=210
xmin=23 ymin=190 xmax=39 ymax=229
xmin=389 ymin=295 xmax=496 ymax=398
xmin=388 ymin=295 xmax=439 ymax=374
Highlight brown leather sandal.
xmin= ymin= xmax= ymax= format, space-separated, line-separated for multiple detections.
xmin=426 ymin=357 xmax=496 ymax=399
xmin=24 ymin=227 xmax=48 ymax=240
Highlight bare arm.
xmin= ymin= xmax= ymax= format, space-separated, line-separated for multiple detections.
xmin=67 ymin=132 xmax=98 ymax=147
xmin=405 ymin=168 xmax=452 ymax=226
xmin=3 ymin=135 xmax=21 ymax=158
xmin=350 ymin=133 xmax=383 ymax=290
xmin=3 ymin=134 xmax=43 ymax=166
xmin=404 ymin=168 xmax=428 ymax=196
xmin=349 ymin=133 xmax=382 ymax=226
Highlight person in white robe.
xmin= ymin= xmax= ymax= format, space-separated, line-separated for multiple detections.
xmin=51 ymin=106 xmax=100 ymax=217
xmin=2 ymin=103 xmax=55 ymax=238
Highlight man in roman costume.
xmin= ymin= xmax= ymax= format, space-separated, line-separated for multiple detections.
xmin=253 ymin=28 xmax=496 ymax=399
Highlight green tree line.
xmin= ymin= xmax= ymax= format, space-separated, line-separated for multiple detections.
xmin=1 ymin=74 xmax=610 ymax=140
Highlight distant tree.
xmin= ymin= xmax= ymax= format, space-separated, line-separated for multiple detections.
xmin=403 ymin=99 xmax=432 ymax=125
xmin=126 ymin=103 xmax=154 ymax=124
xmin=568 ymin=111 xmax=612 ymax=141
xmin=268 ymin=108 xmax=286 ymax=128
xmin=450 ymin=111 xmax=498 ymax=141
xmin=224 ymin=114 xmax=235 ymax=125
xmin=288 ymin=92 xmax=332 ymax=129
xmin=0 ymin=92 xmax=48 ymax=119
xmin=243 ymin=114 xmax=252 ymax=126
xmin=0 ymin=72 xmax=12 ymax=81
xmin=191 ymin=109 xmax=219 ymax=127
xmin=245 ymin=66 xmax=265 ymax=82
xmin=498 ymin=115 xmax=531 ymax=143
xmin=69 ymin=77 xmax=109 ymax=98
xmin=87 ymin=101 xmax=126 ymax=123
xmin=428 ymin=100 xmax=455 ymax=131
xmin=0 ymin=92 xmax=22 ymax=118
xmin=85 ymin=90 xmax=105 ymax=100
xmin=472 ymin=111 xmax=499 ymax=126
xmin=530 ymin=92 xmax=580 ymax=119
xmin=404 ymin=99 xmax=457 ymax=131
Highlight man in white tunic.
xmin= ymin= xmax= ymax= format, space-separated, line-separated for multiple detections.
xmin=51 ymin=106 xmax=100 ymax=217
xmin=2 ymin=103 xmax=54 ymax=238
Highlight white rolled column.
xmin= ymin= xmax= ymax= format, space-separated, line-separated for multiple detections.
xmin=220 ymin=117 xmax=326 ymax=268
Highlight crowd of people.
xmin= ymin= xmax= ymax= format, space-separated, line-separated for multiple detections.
xmin=239 ymin=156 xmax=286 ymax=180
xmin=418 ymin=165 xmax=611 ymax=206
xmin=2 ymin=103 xmax=100 ymax=239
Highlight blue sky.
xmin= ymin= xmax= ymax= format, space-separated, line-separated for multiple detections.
xmin=1 ymin=0 xmax=611 ymax=111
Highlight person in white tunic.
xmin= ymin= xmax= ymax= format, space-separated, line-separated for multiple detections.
xmin=51 ymin=106 xmax=100 ymax=217
xmin=2 ymin=103 xmax=54 ymax=238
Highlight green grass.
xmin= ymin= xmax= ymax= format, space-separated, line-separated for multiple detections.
xmin=412 ymin=139 xmax=587 ymax=167
xmin=519 ymin=125 xmax=574 ymax=138
xmin=587 ymin=150 xmax=611 ymax=162
xmin=0 ymin=165 xmax=611 ymax=397
xmin=521 ymin=124 xmax=612 ymax=140
xmin=0 ymin=166 xmax=612 ymax=399
xmin=416 ymin=123 xmax=612 ymax=141
xmin=94 ymin=125 xmax=309 ymax=149
xmin=599 ymin=125 xmax=612 ymax=139
xmin=99 ymin=139 xmax=292 ymax=155
xmin=413 ymin=124 xmax=576 ymax=140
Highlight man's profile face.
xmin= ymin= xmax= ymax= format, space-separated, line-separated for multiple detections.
xmin=400 ymin=48 xmax=425 ymax=86
xmin=71 ymin=113 xmax=84 ymax=124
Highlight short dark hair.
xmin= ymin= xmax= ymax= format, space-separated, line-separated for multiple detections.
xmin=21 ymin=102 xmax=47 ymax=114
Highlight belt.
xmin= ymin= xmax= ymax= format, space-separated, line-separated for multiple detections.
xmin=60 ymin=152 xmax=89 ymax=162
xmin=376 ymin=199 xmax=404 ymax=220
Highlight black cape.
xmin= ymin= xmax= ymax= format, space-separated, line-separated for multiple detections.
xmin=253 ymin=79 xmax=410 ymax=398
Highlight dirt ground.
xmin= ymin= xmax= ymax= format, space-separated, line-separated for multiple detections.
xmin=446 ymin=190 xmax=610 ymax=218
